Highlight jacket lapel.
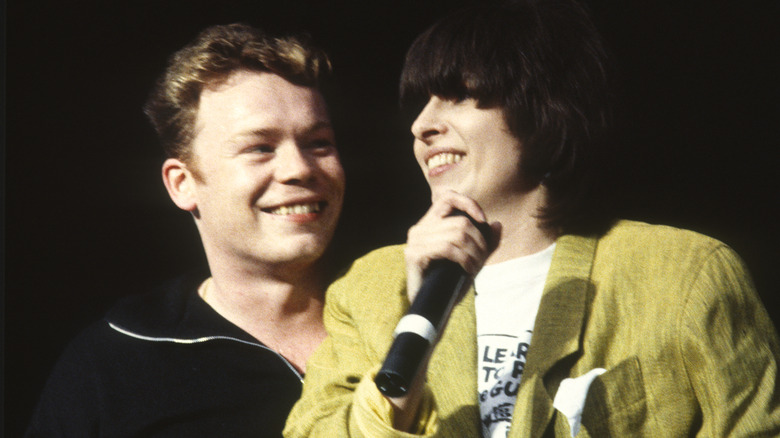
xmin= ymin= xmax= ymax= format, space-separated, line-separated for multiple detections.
xmin=430 ymin=288 xmax=481 ymax=436
xmin=510 ymin=234 xmax=598 ymax=438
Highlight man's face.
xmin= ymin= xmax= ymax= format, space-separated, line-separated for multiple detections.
xmin=411 ymin=96 xmax=529 ymax=212
xmin=187 ymin=70 xmax=345 ymax=271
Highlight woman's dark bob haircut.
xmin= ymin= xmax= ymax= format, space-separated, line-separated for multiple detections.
xmin=400 ymin=0 xmax=616 ymax=234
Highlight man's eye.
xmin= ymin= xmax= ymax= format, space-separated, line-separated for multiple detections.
xmin=250 ymin=145 xmax=275 ymax=153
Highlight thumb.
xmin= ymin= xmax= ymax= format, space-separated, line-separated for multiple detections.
xmin=406 ymin=266 xmax=424 ymax=303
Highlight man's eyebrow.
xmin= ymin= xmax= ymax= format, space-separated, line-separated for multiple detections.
xmin=234 ymin=121 xmax=333 ymax=140
xmin=235 ymin=128 xmax=280 ymax=139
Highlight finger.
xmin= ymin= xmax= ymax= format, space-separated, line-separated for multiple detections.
xmin=414 ymin=223 xmax=488 ymax=274
xmin=444 ymin=223 xmax=491 ymax=275
xmin=429 ymin=190 xmax=487 ymax=224
xmin=407 ymin=213 xmax=491 ymax=266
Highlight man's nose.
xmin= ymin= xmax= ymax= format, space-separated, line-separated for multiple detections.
xmin=275 ymin=144 xmax=315 ymax=184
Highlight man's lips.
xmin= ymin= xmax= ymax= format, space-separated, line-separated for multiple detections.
xmin=261 ymin=201 xmax=325 ymax=216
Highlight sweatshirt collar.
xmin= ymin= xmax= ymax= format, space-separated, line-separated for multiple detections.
xmin=105 ymin=275 xmax=258 ymax=345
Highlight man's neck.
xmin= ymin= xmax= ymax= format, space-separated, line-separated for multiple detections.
xmin=201 ymin=262 xmax=327 ymax=373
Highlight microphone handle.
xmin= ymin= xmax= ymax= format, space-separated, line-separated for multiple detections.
xmin=375 ymin=214 xmax=491 ymax=397
xmin=375 ymin=260 xmax=468 ymax=397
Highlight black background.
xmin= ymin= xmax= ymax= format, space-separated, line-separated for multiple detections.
xmin=4 ymin=0 xmax=779 ymax=435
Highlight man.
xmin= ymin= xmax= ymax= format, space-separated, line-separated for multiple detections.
xmin=285 ymin=1 xmax=780 ymax=436
xmin=27 ymin=23 xmax=345 ymax=437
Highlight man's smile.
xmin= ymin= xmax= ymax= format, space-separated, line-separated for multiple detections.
xmin=262 ymin=201 xmax=325 ymax=216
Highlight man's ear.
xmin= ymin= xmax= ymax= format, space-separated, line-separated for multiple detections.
xmin=162 ymin=158 xmax=198 ymax=212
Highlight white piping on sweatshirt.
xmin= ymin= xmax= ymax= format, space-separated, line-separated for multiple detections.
xmin=108 ymin=322 xmax=303 ymax=382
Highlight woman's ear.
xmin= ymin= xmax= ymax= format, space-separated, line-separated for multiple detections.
xmin=162 ymin=158 xmax=198 ymax=212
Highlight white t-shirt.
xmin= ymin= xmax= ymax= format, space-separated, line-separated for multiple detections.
xmin=474 ymin=244 xmax=555 ymax=438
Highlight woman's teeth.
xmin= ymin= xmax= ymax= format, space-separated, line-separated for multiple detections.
xmin=427 ymin=153 xmax=463 ymax=170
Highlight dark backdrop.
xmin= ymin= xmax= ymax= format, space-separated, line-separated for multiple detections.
xmin=5 ymin=1 xmax=779 ymax=435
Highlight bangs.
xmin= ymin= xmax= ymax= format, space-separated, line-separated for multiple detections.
xmin=395 ymin=0 xmax=617 ymax=233
xmin=400 ymin=6 xmax=515 ymax=111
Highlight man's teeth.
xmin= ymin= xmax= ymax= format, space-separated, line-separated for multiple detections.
xmin=269 ymin=203 xmax=321 ymax=215
xmin=427 ymin=153 xmax=463 ymax=170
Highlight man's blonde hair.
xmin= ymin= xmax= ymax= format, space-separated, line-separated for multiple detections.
xmin=144 ymin=23 xmax=331 ymax=163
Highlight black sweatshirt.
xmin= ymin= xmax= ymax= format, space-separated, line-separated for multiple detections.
xmin=27 ymin=276 xmax=303 ymax=437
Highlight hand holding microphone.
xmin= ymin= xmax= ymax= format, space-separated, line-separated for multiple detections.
xmin=375 ymin=204 xmax=495 ymax=397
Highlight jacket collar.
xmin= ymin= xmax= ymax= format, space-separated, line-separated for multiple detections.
xmin=438 ymin=233 xmax=598 ymax=437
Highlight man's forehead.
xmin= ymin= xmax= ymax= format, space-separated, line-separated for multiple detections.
xmin=205 ymin=70 xmax=314 ymax=102
xmin=192 ymin=71 xmax=330 ymax=144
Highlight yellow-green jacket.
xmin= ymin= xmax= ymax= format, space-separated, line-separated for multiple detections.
xmin=285 ymin=221 xmax=780 ymax=437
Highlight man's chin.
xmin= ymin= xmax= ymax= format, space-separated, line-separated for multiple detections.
xmin=268 ymin=239 xmax=329 ymax=264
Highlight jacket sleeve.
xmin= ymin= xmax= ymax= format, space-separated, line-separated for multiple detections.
xmin=680 ymin=244 xmax=780 ymax=436
xmin=284 ymin=247 xmax=439 ymax=438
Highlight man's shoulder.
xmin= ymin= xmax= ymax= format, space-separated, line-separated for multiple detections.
xmin=43 ymin=275 xmax=204 ymax=367
xmin=58 ymin=276 xmax=200 ymax=355
xmin=56 ymin=318 xmax=121 ymax=360
xmin=106 ymin=275 xmax=202 ymax=326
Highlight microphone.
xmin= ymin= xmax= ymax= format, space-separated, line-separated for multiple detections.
xmin=375 ymin=211 xmax=492 ymax=397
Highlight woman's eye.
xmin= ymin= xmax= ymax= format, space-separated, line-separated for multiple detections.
xmin=307 ymin=139 xmax=335 ymax=153
xmin=311 ymin=139 xmax=333 ymax=148
xmin=454 ymin=92 xmax=474 ymax=103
